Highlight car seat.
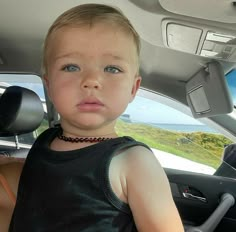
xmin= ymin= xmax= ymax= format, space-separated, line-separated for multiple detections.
xmin=0 ymin=85 xmax=44 ymax=155
xmin=0 ymin=86 xmax=44 ymax=232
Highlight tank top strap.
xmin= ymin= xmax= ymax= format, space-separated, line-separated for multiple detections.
xmin=99 ymin=136 xmax=151 ymax=215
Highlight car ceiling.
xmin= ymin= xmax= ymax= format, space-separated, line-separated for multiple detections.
xmin=0 ymin=0 xmax=236 ymax=138
xmin=0 ymin=0 xmax=235 ymax=75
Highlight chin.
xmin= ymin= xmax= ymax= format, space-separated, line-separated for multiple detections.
xmin=75 ymin=119 xmax=106 ymax=130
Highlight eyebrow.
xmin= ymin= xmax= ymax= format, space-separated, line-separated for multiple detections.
xmin=54 ymin=52 xmax=127 ymax=63
xmin=53 ymin=52 xmax=83 ymax=61
xmin=103 ymin=53 xmax=125 ymax=61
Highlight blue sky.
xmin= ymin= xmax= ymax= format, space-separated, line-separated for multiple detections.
xmin=124 ymin=96 xmax=202 ymax=125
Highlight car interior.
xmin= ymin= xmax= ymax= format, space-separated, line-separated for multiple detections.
xmin=0 ymin=0 xmax=236 ymax=231
xmin=0 ymin=86 xmax=44 ymax=231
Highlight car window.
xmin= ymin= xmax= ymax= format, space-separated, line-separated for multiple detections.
xmin=0 ymin=74 xmax=48 ymax=148
xmin=226 ymin=69 xmax=236 ymax=106
xmin=117 ymin=89 xmax=234 ymax=176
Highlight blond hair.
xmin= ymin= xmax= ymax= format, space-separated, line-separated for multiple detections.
xmin=42 ymin=3 xmax=140 ymax=75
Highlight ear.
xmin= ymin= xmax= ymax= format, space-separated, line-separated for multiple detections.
xmin=42 ymin=74 xmax=51 ymax=99
xmin=130 ymin=75 xmax=142 ymax=102
xmin=43 ymin=74 xmax=49 ymax=87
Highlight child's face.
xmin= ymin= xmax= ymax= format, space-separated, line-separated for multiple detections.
xmin=44 ymin=23 xmax=141 ymax=132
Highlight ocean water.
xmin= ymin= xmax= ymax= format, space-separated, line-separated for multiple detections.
xmin=150 ymin=123 xmax=217 ymax=133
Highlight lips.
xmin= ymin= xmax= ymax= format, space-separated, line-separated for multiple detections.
xmin=77 ymin=97 xmax=104 ymax=111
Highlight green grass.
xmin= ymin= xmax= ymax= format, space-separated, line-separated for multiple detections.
xmin=35 ymin=119 xmax=233 ymax=169
xmin=116 ymin=120 xmax=233 ymax=169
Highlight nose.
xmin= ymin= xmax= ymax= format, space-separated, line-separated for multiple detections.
xmin=81 ymin=72 xmax=101 ymax=89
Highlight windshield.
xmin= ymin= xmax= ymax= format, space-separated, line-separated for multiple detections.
xmin=226 ymin=69 xmax=236 ymax=107
xmin=218 ymin=69 xmax=236 ymax=178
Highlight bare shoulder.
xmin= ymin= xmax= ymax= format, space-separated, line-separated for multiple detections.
xmin=122 ymin=145 xmax=165 ymax=178
xmin=119 ymin=144 xmax=156 ymax=162
xmin=122 ymin=144 xmax=172 ymax=202
xmin=120 ymin=145 xmax=184 ymax=232
xmin=110 ymin=145 xmax=164 ymax=187
xmin=109 ymin=145 xmax=155 ymax=203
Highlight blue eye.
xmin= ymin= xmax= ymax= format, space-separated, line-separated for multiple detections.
xmin=104 ymin=66 xmax=122 ymax=74
xmin=62 ymin=64 xmax=80 ymax=72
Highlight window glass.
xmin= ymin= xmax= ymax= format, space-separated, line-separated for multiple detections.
xmin=226 ymin=69 xmax=236 ymax=106
xmin=0 ymin=74 xmax=48 ymax=148
xmin=117 ymin=89 xmax=233 ymax=176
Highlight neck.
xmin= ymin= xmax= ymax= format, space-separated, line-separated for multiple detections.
xmin=60 ymin=120 xmax=117 ymax=138
xmin=61 ymin=123 xmax=118 ymax=138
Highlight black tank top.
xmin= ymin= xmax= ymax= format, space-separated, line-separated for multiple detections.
xmin=9 ymin=127 xmax=150 ymax=232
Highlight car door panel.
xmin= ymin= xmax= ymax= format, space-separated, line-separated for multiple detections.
xmin=165 ymin=168 xmax=236 ymax=231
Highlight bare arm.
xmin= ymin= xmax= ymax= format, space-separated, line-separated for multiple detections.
xmin=124 ymin=146 xmax=184 ymax=232
xmin=0 ymin=159 xmax=24 ymax=200
xmin=0 ymin=160 xmax=24 ymax=232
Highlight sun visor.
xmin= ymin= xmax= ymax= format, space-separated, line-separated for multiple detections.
xmin=186 ymin=62 xmax=234 ymax=118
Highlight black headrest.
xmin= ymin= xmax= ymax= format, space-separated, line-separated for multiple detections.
xmin=0 ymin=86 xmax=44 ymax=136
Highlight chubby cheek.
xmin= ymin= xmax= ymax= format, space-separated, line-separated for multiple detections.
xmin=107 ymin=87 xmax=133 ymax=116
xmin=47 ymin=80 xmax=76 ymax=113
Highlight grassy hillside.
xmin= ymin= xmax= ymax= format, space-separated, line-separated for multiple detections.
xmin=116 ymin=120 xmax=233 ymax=169
xmin=36 ymin=118 xmax=233 ymax=169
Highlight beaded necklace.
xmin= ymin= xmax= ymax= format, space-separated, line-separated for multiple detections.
xmin=57 ymin=134 xmax=113 ymax=143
